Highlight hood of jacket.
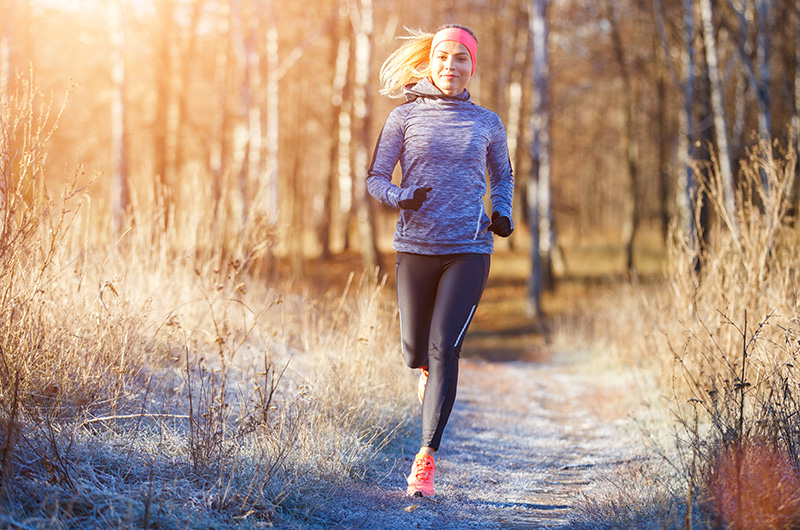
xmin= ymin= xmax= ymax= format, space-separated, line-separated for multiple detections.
xmin=404 ymin=77 xmax=472 ymax=103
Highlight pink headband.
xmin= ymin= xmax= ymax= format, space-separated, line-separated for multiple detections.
xmin=430 ymin=27 xmax=478 ymax=75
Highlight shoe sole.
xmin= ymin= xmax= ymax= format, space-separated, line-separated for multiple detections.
xmin=406 ymin=483 xmax=434 ymax=498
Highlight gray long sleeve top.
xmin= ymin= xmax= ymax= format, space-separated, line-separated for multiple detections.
xmin=366 ymin=78 xmax=515 ymax=255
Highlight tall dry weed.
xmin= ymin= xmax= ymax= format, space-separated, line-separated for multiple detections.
xmin=645 ymin=139 xmax=800 ymax=528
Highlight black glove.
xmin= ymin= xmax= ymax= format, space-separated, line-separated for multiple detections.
xmin=487 ymin=211 xmax=513 ymax=237
xmin=399 ymin=186 xmax=433 ymax=211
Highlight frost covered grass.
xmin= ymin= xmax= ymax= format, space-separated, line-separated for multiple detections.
xmin=564 ymin=139 xmax=800 ymax=529
xmin=0 ymin=76 xmax=413 ymax=529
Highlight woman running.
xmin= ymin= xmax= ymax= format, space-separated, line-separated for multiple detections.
xmin=366 ymin=24 xmax=515 ymax=498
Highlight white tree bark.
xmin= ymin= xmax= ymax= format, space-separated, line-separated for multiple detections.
xmin=263 ymin=0 xmax=280 ymax=223
xmin=727 ymin=0 xmax=773 ymax=188
xmin=754 ymin=0 xmax=771 ymax=139
xmin=677 ymin=0 xmax=698 ymax=245
xmin=700 ymin=0 xmax=739 ymax=239
xmin=350 ymin=0 xmax=380 ymax=271
xmin=607 ymin=0 xmax=640 ymax=275
xmin=0 ymin=0 xmax=11 ymax=106
xmin=323 ymin=7 xmax=351 ymax=256
xmin=527 ymin=0 xmax=553 ymax=318
xmin=110 ymin=0 xmax=130 ymax=233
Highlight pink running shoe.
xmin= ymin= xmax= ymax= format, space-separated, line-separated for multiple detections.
xmin=406 ymin=453 xmax=435 ymax=497
xmin=417 ymin=367 xmax=428 ymax=404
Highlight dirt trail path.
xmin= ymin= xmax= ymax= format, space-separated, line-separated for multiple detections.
xmin=322 ymin=357 xmax=632 ymax=530
xmin=305 ymin=253 xmax=634 ymax=529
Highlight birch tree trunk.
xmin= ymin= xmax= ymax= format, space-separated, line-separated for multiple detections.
xmin=227 ymin=0 xmax=250 ymax=226
xmin=350 ymin=0 xmax=381 ymax=272
xmin=322 ymin=2 xmax=350 ymax=258
xmin=0 ymin=0 xmax=12 ymax=105
xmin=0 ymin=0 xmax=13 ymax=212
xmin=654 ymin=0 xmax=699 ymax=256
xmin=653 ymin=0 xmax=685 ymax=241
xmin=262 ymin=0 xmax=280 ymax=223
xmin=526 ymin=0 xmax=553 ymax=318
xmin=338 ymin=36 xmax=355 ymax=251
xmin=110 ymin=0 xmax=130 ymax=234
xmin=678 ymin=0 xmax=698 ymax=249
xmin=209 ymin=3 xmax=236 ymax=224
xmin=506 ymin=9 xmax=528 ymax=241
xmin=154 ymin=0 xmax=174 ymax=230
xmin=174 ymin=0 xmax=204 ymax=179
xmin=235 ymin=0 xmax=261 ymax=224
xmin=726 ymin=0 xmax=773 ymax=155
xmin=700 ymin=0 xmax=739 ymax=239
xmin=607 ymin=0 xmax=640 ymax=276
xmin=655 ymin=31 xmax=671 ymax=242
xmin=754 ymin=0 xmax=771 ymax=140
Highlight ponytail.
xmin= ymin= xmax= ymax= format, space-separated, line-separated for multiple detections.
xmin=379 ymin=28 xmax=434 ymax=98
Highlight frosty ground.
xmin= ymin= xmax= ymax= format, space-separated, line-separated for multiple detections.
xmin=309 ymin=356 xmax=637 ymax=530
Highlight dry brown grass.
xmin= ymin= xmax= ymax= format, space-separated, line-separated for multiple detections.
xmin=565 ymin=138 xmax=800 ymax=529
xmin=0 ymin=74 xmax=413 ymax=529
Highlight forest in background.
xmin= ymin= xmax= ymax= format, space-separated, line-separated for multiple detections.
xmin=4 ymin=0 xmax=800 ymax=300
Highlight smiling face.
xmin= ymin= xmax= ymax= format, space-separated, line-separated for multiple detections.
xmin=430 ymin=40 xmax=473 ymax=96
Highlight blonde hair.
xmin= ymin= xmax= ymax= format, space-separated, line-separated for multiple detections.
xmin=379 ymin=28 xmax=434 ymax=98
xmin=379 ymin=25 xmax=478 ymax=98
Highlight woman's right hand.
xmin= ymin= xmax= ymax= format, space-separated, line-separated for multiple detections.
xmin=487 ymin=211 xmax=513 ymax=237
xmin=399 ymin=186 xmax=433 ymax=211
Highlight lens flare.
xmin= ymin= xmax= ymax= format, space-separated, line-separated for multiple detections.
xmin=708 ymin=440 xmax=800 ymax=530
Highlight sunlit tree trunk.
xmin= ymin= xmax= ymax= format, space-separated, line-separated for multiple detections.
xmin=654 ymin=0 xmax=698 ymax=256
xmin=174 ymin=0 xmax=205 ymax=182
xmin=700 ymin=0 xmax=738 ymax=239
xmin=209 ymin=3 xmax=235 ymax=223
xmin=0 ymin=0 xmax=13 ymax=212
xmin=153 ymin=0 xmax=174 ymax=230
xmin=262 ymin=0 xmax=280 ymax=224
xmin=110 ymin=0 xmax=130 ymax=234
xmin=526 ymin=0 xmax=553 ymax=318
xmin=500 ymin=4 xmax=526 ymax=252
xmin=338 ymin=35 xmax=355 ymax=251
xmin=727 ymin=0 xmax=773 ymax=147
xmin=290 ymin=80 xmax=308 ymax=276
xmin=754 ymin=0 xmax=771 ymax=140
xmin=678 ymin=0 xmax=698 ymax=253
xmin=607 ymin=0 xmax=640 ymax=276
xmin=322 ymin=1 xmax=350 ymax=258
xmin=234 ymin=0 xmax=261 ymax=224
xmin=654 ymin=30 xmax=671 ymax=243
xmin=350 ymin=0 xmax=381 ymax=272
xmin=0 ymin=0 xmax=12 ymax=104
xmin=506 ymin=14 xmax=527 ymax=218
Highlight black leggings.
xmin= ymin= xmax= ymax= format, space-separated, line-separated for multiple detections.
xmin=395 ymin=252 xmax=490 ymax=451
